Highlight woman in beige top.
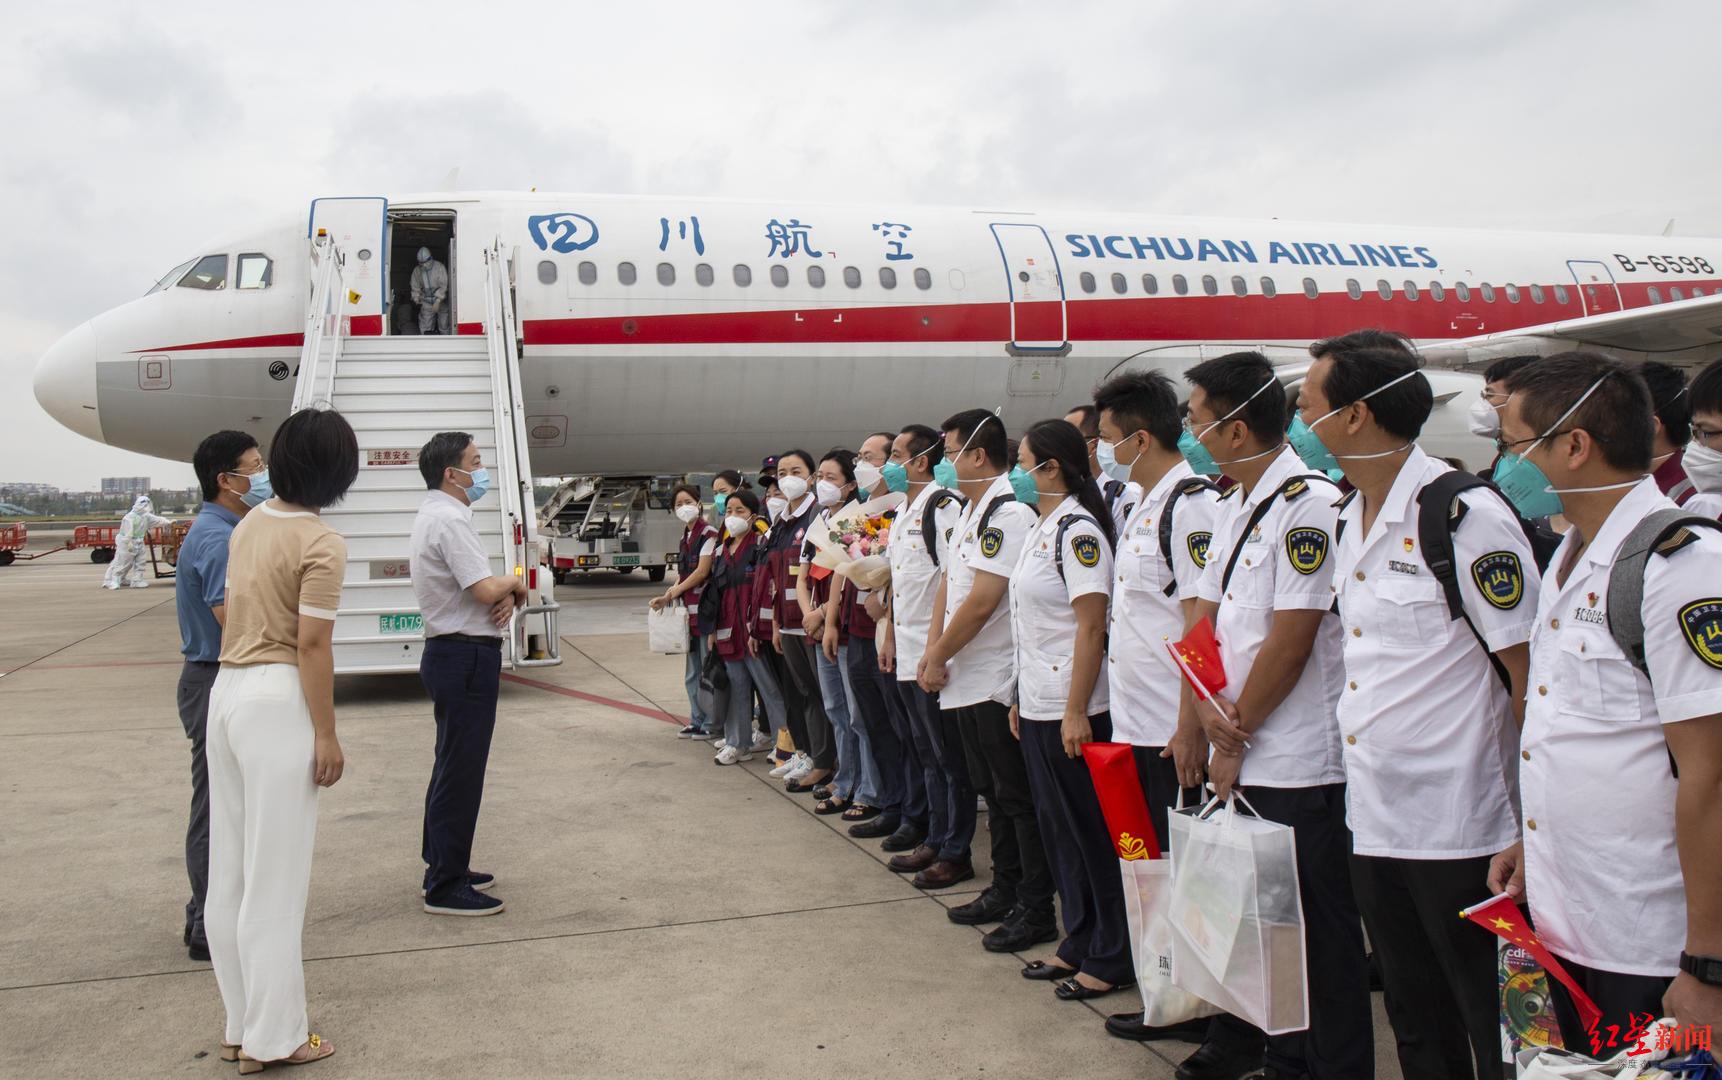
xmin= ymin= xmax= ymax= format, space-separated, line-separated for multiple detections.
xmin=204 ymin=408 xmax=357 ymax=1072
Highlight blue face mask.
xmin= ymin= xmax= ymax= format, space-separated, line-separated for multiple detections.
xmin=1492 ymin=452 xmax=1564 ymax=518
xmin=1095 ymin=433 xmax=1141 ymax=484
xmin=933 ymin=459 xmax=959 ymax=488
xmin=1287 ymin=414 xmax=1339 ymax=474
xmin=881 ymin=460 xmax=910 ymax=493
xmin=1008 ymin=465 xmax=1040 ymax=505
xmin=1177 ymin=429 xmax=1221 ymax=476
xmin=228 ymin=467 xmax=271 ymax=508
xmin=452 ymin=466 xmax=490 ymax=503
xmin=714 ymin=492 xmax=729 ymax=515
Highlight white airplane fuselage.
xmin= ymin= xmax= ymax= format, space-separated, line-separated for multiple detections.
xmin=33 ymin=191 xmax=1722 ymax=475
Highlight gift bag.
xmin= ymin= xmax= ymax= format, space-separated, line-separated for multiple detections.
xmin=647 ymin=605 xmax=688 ymax=654
xmin=1167 ymin=793 xmax=1307 ymax=1035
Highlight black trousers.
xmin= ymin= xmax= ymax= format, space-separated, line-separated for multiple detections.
xmin=782 ymin=636 xmax=836 ymax=769
xmin=1128 ymin=743 xmax=1203 ymax=856
xmin=1020 ymin=713 xmax=1133 ymax=985
xmin=845 ymin=637 xmax=909 ymax=818
xmin=760 ymin=644 xmax=805 ymax=752
xmin=1350 ymin=854 xmax=1501 ymax=1080
xmin=1206 ymin=782 xmax=1373 ymax=1080
xmin=420 ymin=637 xmax=502 ymax=900
xmin=1547 ymin=953 xmax=1672 ymax=1060
xmin=176 ymin=659 xmax=220 ymax=947
xmin=953 ymin=700 xmax=1054 ymax=918
xmin=897 ymin=680 xmax=974 ymax=860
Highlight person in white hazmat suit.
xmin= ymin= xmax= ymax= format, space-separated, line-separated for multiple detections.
xmin=102 ymin=495 xmax=172 ymax=589
xmin=410 ymin=247 xmax=451 ymax=335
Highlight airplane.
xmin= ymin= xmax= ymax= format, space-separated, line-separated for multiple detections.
xmin=33 ymin=191 xmax=1722 ymax=477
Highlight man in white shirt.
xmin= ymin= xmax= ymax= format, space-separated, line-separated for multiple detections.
xmin=1180 ymin=352 xmax=1372 ymax=1080
xmin=1068 ymin=402 xmax=1139 ymax=535
xmin=918 ymin=409 xmax=1054 ymax=951
xmin=1685 ymin=358 xmax=1722 ymax=519
xmin=1309 ymin=336 xmax=1538 ymax=1080
xmin=1489 ymin=353 xmax=1722 ymax=1046
xmin=411 ymin=432 xmax=527 ymax=918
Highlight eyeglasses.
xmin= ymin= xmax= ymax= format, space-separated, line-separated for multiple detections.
xmin=1493 ymin=428 xmax=1608 ymax=456
xmin=1694 ymin=424 xmax=1722 ymax=448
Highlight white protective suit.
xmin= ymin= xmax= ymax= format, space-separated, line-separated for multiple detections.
xmin=102 ymin=495 xmax=171 ymax=589
xmin=409 ymin=248 xmax=451 ymax=335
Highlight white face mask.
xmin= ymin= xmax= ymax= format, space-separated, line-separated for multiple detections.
xmin=1467 ymin=396 xmax=1502 ymax=438
xmin=1686 ymin=441 xmax=1722 ymax=493
xmin=815 ymin=478 xmax=844 ymax=506
xmin=766 ymin=496 xmax=788 ymax=521
xmin=776 ymin=475 xmax=809 ymax=503
xmin=724 ymin=514 xmax=751 ymax=536
xmin=674 ymin=503 xmax=700 ymax=524
xmin=853 ymin=460 xmax=883 ymax=491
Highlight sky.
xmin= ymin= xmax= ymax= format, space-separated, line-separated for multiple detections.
xmin=3 ymin=1 xmax=1720 ymax=489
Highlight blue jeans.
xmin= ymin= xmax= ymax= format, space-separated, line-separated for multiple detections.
xmin=683 ymin=633 xmax=710 ymax=730
xmin=817 ymin=644 xmax=873 ymax=803
xmin=742 ymin=653 xmax=788 ymax=739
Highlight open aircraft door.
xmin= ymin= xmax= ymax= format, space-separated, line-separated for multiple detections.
xmin=309 ymin=197 xmax=387 ymax=335
xmin=990 ymin=223 xmax=1069 ymax=354
xmin=1567 ymin=259 xmax=1623 ymax=317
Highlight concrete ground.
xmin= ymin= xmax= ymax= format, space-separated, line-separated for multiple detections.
xmin=0 ymin=556 xmax=1406 ymax=1079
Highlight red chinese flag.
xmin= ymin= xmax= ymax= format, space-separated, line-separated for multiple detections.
xmin=1460 ymin=893 xmax=1602 ymax=1031
xmin=1172 ymin=616 xmax=1227 ymax=695
xmin=1081 ymin=742 xmax=1162 ymax=860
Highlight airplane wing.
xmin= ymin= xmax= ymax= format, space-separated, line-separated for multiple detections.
xmin=1421 ymin=292 xmax=1722 ymax=368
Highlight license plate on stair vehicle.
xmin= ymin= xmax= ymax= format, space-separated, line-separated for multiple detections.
xmin=378 ymin=613 xmax=423 ymax=634
xmin=613 ymin=555 xmax=640 ymax=567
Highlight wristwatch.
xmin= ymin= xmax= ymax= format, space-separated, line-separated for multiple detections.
xmin=1679 ymin=951 xmax=1722 ymax=986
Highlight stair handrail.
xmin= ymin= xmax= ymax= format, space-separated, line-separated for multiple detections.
xmin=294 ymin=234 xmax=347 ymax=413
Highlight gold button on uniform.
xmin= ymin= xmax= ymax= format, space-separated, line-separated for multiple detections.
xmin=1537 ymin=685 xmax=1547 ymax=696
xmin=1345 ymin=734 xmax=1357 ymax=745
xmin=1351 ymin=627 xmax=1362 ymax=637
xmin=1551 ymin=617 xmax=1560 ymax=629
xmin=1348 ymin=681 xmax=1358 ymax=690
xmin=1526 ymin=819 xmax=1537 ymax=831
xmin=1354 ymin=570 xmax=1366 ymax=581
xmin=1522 ymin=750 xmax=1531 ymax=761
xmin=1244 ymin=558 xmax=1252 ymax=567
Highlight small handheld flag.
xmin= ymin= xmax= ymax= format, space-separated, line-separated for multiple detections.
xmin=1459 ymin=893 xmax=1602 ymax=1031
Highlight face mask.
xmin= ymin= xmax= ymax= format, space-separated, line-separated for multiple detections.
xmin=940 ymin=414 xmax=1002 ymax=487
xmin=1177 ymin=429 xmax=1221 ymax=476
xmin=881 ymin=461 xmax=909 ymax=493
xmin=713 ymin=492 xmax=729 ymax=515
xmin=724 ymin=514 xmax=751 ymax=536
xmin=932 ymin=459 xmax=959 ymax=488
xmin=777 ymin=475 xmax=809 ymax=502
xmin=766 ymin=496 xmax=788 ymax=521
xmin=1289 ymin=369 xmax=1420 ymax=474
xmin=1686 ymin=441 xmax=1722 ymax=493
xmin=1467 ymin=397 xmax=1503 ymax=438
xmin=853 ymin=460 xmax=883 ymax=492
xmin=227 ymin=467 xmax=271 ymax=508
xmin=451 ymin=466 xmax=489 ymax=503
xmin=1095 ymin=432 xmax=1143 ymax=484
xmin=1008 ymin=465 xmax=1040 ymax=506
xmin=1494 ymin=373 xmax=1617 ymax=518
xmin=815 ymin=478 xmax=845 ymax=506
xmin=675 ymin=503 xmax=700 ymax=524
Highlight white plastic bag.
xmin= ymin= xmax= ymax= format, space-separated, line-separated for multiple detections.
xmin=1516 ymin=1019 xmax=1693 ymax=1079
xmin=1120 ymin=854 xmax=1221 ymax=1027
xmin=1167 ymin=792 xmax=1307 ymax=1035
xmin=647 ymin=604 xmax=689 ymax=654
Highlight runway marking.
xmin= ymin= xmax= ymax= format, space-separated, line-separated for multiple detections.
xmin=501 ymin=672 xmax=687 ymax=725
xmin=22 ymin=658 xmax=182 ymax=671
xmin=0 ymin=595 xmax=177 ymax=678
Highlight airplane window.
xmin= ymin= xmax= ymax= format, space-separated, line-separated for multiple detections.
xmin=770 ymin=264 xmax=789 ymax=287
xmin=1079 ymin=272 xmax=1097 ymax=294
xmin=1455 ymin=282 xmax=1471 ymax=302
xmin=578 ymin=261 xmax=597 ymax=285
xmin=146 ymin=258 xmax=197 ymax=295
xmin=1231 ymin=275 xmax=1247 ymax=297
xmin=237 ymin=254 xmax=274 ymax=290
xmin=617 ymin=261 xmax=637 ymax=286
xmin=1346 ymin=279 xmax=1362 ymax=300
xmin=1402 ymin=280 xmax=1419 ymax=301
xmin=1692 ymin=286 xmax=1705 ymax=297
xmin=879 ymin=266 xmax=897 ymax=289
xmin=1648 ymin=286 xmax=1663 ymax=304
xmin=177 ymin=254 xmax=229 ymax=291
xmin=1553 ymin=284 xmax=1570 ymax=305
xmin=1429 ymin=281 xmax=1445 ymax=302
xmin=536 ymin=260 xmax=557 ymax=285
xmin=1528 ymin=284 xmax=1544 ymax=304
xmin=808 ymin=265 xmax=826 ymax=288
xmin=1302 ymin=277 xmax=1318 ymax=299
xmin=914 ymin=267 xmax=932 ymax=290
xmin=843 ymin=266 xmax=862 ymax=288
xmin=1172 ymin=274 xmax=1188 ymax=296
xmin=1481 ymin=283 xmax=1498 ymax=302
xmin=1142 ymin=274 xmax=1159 ymax=295
xmin=1201 ymin=275 xmax=1218 ymax=296
xmin=1110 ymin=272 xmax=1127 ymax=295
xmin=1376 ymin=279 xmax=1392 ymax=301
xmin=1671 ymin=286 xmax=1685 ymax=301
xmin=733 ymin=264 xmax=752 ymax=287
xmin=695 ymin=263 xmax=714 ymax=287
xmin=1260 ymin=277 xmax=1277 ymax=298
xmin=1504 ymin=283 xmax=1520 ymax=304
xmin=656 ymin=262 xmax=675 ymax=286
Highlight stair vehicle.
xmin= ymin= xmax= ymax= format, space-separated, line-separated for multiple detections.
xmin=538 ymin=476 xmax=682 ymax=585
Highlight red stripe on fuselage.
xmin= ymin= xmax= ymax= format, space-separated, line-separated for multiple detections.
xmin=131 ymin=332 xmax=304 ymax=353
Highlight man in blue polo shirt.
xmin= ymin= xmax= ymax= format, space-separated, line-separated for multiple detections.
xmin=174 ymin=430 xmax=267 ymax=961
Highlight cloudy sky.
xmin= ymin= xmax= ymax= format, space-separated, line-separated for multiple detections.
xmin=4 ymin=1 xmax=1719 ymax=489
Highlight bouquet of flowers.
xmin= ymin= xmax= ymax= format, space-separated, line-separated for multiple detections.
xmin=807 ymin=491 xmax=906 ymax=591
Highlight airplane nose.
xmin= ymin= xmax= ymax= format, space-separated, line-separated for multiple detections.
xmin=33 ymin=320 xmax=104 ymax=442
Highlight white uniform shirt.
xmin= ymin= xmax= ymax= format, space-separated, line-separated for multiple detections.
xmin=410 ymin=490 xmax=501 ymax=639
xmin=1096 ymin=476 xmax=1143 ymax=539
xmin=1333 ymin=447 xmax=1535 ymax=858
xmin=1109 ymin=463 xmax=1223 ymax=745
xmin=889 ymin=482 xmax=963 ymax=681
xmin=1522 ymin=479 xmax=1722 ymax=976
xmin=942 ymin=475 xmax=1038 ymax=709
xmin=779 ymin=494 xmax=818 ymax=637
xmin=1009 ymin=498 xmax=1113 ymax=721
xmin=1686 ymin=491 xmax=1722 ymax=519
xmin=1195 ymin=447 xmax=1345 ymax=788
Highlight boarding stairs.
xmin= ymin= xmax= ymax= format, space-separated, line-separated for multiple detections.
xmin=292 ymin=235 xmax=561 ymax=675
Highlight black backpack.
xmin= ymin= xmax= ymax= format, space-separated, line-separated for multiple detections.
xmin=920 ymin=488 xmax=968 ymax=568
xmin=1155 ymin=477 xmax=1223 ymax=597
xmin=1218 ymin=474 xmax=1332 ymax=595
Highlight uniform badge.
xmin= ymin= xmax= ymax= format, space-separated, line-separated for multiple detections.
xmin=1470 ymin=551 xmax=1524 ymax=610
xmin=979 ymin=527 xmax=1003 ymax=558
xmin=1679 ymin=599 xmax=1722 ymax=669
xmin=1284 ymin=527 xmax=1328 ymax=575
xmin=1072 ymin=534 xmax=1101 ymax=568
xmin=1188 ymin=531 xmax=1212 ymax=569
xmin=1403 ymin=537 xmax=1414 ymax=553
xmin=944 ymin=527 xmax=954 ymax=542
xmin=1587 ymin=591 xmax=1598 ymax=607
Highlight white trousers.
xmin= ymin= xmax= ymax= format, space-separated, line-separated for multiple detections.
xmin=204 ymin=664 xmax=321 ymax=1060
xmin=101 ymin=538 xmax=149 ymax=588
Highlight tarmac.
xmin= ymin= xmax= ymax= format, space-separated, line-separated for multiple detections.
xmin=0 ymin=550 xmax=1408 ymax=1079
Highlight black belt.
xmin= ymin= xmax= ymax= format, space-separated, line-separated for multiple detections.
xmin=428 ymin=633 xmax=502 ymax=648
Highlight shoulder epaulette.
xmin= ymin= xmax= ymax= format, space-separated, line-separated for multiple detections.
xmin=1655 ymin=527 xmax=1702 ymax=557
xmin=1283 ymin=479 xmax=1309 ymax=500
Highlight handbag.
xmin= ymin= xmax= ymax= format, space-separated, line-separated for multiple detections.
xmin=646 ymin=604 xmax=688 ymax=654
xmin=699 ymin=643 xmax=729 ymax=694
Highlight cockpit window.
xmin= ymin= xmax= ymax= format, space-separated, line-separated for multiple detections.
xmin=177 ymin=254 xmax=229 ymax=291
xmin=236 ymin=254 xmax=273 ymax=290
xmin=146 ymin=258 xmax=196 ymax=295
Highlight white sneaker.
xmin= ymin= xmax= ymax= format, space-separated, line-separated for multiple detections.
xmin=710 ymin=736 xmax=726 ymax=748
xmin=768 ymin=755 xmax=798 ymax=778
xmin=749 ymin=731 xmax=773 ymax=753
xmin=714 ymin=745 xmax=753 ymax=766
xmin=784 ymin=753 xmax=814 ymax=783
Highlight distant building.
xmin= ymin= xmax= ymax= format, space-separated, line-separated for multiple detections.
xmin=0 ymin=482 xmax=61 ymax=497
xmin=101 ymin=477 xmax=151 ymax=497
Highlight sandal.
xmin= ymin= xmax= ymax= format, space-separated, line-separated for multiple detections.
xmin=220 ymin=1041 xmax=240 ymax=1062
xmin=237 ymin=1033 xmax=335 ymax=1073
xmin=841 ymin=803 xmax=880 ymax=822
xmin=813 ymin=796 xmax=851 ymax=815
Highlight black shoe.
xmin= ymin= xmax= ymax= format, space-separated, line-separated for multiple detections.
xmin=1104 ymin=1012 xmax=1210 ymax=1042
xmin=879 ymin=826 xmax=925 ymax=853
xmin=421 ymin=871 xmax=496 ymax=897
xmin=946 ymin=884 xmax=1015 ymax=926
xmin=847 ymin=815 xmax=900 ymax=839
xmin=423 ymin=886 xmax=505 ymax=917
xmin=1238 ymin=1070 xmax=1306 ymax=1080
xmin=1175 ymin=1040 xmax=1265 ymax=1080
xmin=981 ymin=910 xmax=1058 ymax=952
xmin=188 ymin=940 xmax=210 ymax=962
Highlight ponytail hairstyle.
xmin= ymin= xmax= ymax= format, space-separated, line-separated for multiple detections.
xmin=1023 ymin=418 xmax=1116 ymax=547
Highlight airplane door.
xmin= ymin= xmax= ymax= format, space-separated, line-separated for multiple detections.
xmin=309 ymin=197 xmax=388 ymax=335
xmin=990 ymin=223 xmax=1069 ymax=353
xmin=1567 ymin=260 xmax=1623 ymax=316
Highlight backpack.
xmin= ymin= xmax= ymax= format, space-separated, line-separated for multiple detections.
xmin=1156 ymin=476 xmax=1223 ymax=598
xmin=921 ymin=487 xmax=968 ymax=569
xmin=1051 ymin=512 xmax=1109 ymax=582
xmin=1605 ymin=510 xmax=1722 ymax=680
xmin=1219 ymin=474 xmax=1331 ymax=594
